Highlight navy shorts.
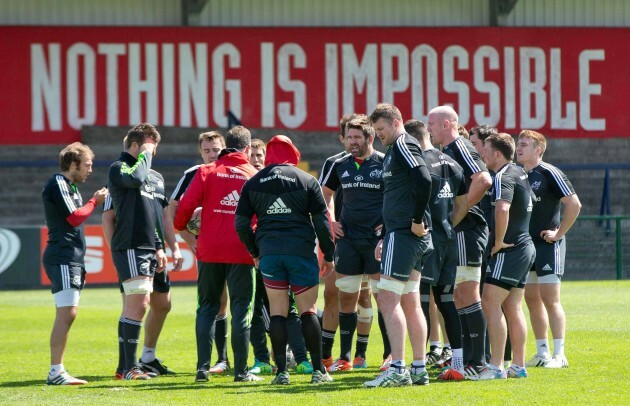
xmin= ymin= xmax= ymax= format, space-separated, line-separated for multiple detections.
xmin=421 ymin=243 xmax=458 ymax=286
xmin=381 ymin=231 xmax=433 ymax=282
xmin=335 ymin=237 xmax=380 ymax=276
xmin=112 ymin=249 xmax=157 ymax=283
xmin=43 ymin=263 xmax=86 ymax=294
xmin=486 ymin=242 xmax=536 ymax=290
xmin=456 ymin=224 xmax=488 ymax=267
xmin=532 ymin=239 xmax=565 ymax=278
xmin=259 ymin=255 xmax=319 ymax=295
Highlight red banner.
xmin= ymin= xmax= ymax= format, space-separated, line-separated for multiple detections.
xmin=1 ymin=26 xmax=627 ymax=144
xmin=40 ymin=225 xmax=198 ymax=286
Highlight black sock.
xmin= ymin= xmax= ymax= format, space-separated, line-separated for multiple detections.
xmin=355 ymin=334 xmax=369 ymax=359
xmin=504 ymin=319 xmax=512 ymax=361
xmin=321 ymin=328 xmax=336 ymax=360
xmin=215 ymin=315 xmax=228 ymax=362
xmin=117 ymin=318 xmax=125 ymax=372
xmin=377 ymin=311 xmax=391 ymax=359
xmin=458 ymin=308 xmax=472 ymax=363
xmin=122 ymin=318 xmax=142 ymax=372
xmin=301 ymin=313 xmax=324 ymax=373
xmin=465 ymin=302 xmax=487 ymax=365
xmin=339 ymin=312 xmax=357 ymax=361
xmin=433 ymin=285 xmax=462 ymax=350
xmin=269 ymin=316 xmax=288 ymax=373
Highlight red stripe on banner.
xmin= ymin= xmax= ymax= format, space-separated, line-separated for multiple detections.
xmin=1 ymin=26 xmax=627 ymax=144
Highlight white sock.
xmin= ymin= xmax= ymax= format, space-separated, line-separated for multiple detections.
xmin=510 ymin=363 xmax=524 ymax=371
xmin=553 ymin=339 xmax=565 ymax=356
xmin=429 ymin=340 xmax=442 ymax=349
xmin=391 ymin=360 xmax=405 ymax=372
xmin=536 ymin=339 xmax=550 ymax=357
xmin=49 ymin=364 xmax=64 ymax=376
xmin=451 ymin=348 xmax=464 ymax=371
xmin=443 ymin=342 xmax=451 ymax=349
xmin=141 ymin=346 xmax=156 ymax=363
xmin=411 ymin=360 xmax=426 ymax=373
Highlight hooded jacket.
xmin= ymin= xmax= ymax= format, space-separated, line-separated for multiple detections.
xmin=235 ymin=136 xmax=335 ymax=262
xmin=174 ymin=151 xmax=257 ymax=264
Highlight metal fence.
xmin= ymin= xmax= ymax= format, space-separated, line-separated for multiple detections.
xmin=565 ymin=215 xmax=629 ymax=281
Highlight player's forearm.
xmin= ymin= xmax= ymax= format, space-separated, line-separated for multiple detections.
xmin=494 ymin=203 xmax=510 ymax=244
xmin=556 ymin=195 xmax=582 ymax=239
xmin=467 ymin=172 xmax=492 ymax=208
xmin=235 ymin=215 xmax=258 ymax=257
xmin=451 ymin=195 xmax=468 ymax=227
xmin=66 ymin=197 xmax=97 ymax=227
xmin=312 ymin=212 xmax=335 ymax=262
xmin=162 ymin=208 xmax=179 ymax=252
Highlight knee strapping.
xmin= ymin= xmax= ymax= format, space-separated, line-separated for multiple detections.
xmin=335 ymin=274 xmax=363 ymax=293
xmin=357 ymin=305 xmax=373 ymax=324
xmin=122 ymin=278 xmax=153 ymax=295
xmin=377 ymin=278 xmax=405 ymax=295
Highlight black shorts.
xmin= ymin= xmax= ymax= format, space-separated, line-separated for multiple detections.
xmin=456 ymin=224 xmax=488 ymax=267
xmin=112 ymin=249 xmax=157 ymax=283
xmin=335 ymin=237 xmax=380 ymax=276
xmin=486 ymin=242 xmax=536 ymax=290
xmin=421 ymin=243 xmax=457 ymax=286
xmin=43 ymin=263 xmax=86 ymax=294
xmin=381 ymin=231 xmax=433 ymax=282
xmin=532 ymin=239 xmax=565 ymax=278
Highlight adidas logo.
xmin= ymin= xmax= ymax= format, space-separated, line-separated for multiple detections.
xmin=437 ymin=183 xmax=454 ymax=198
xmin=267 ymin=197 xmax=292 ymax=214
xmin=220 ymin=190 xmax=240 ymax=206
xmin=341 ymin=170 xmax=350 ymax=178
xmin=542 ymin=264 xmax=552 ymax=271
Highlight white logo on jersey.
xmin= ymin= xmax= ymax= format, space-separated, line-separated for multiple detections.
xmin=437 ymin=183 xmax=454 ymax=198
xmin=341 ymin=171 xmax=350 ymax=178
xmin=355 ymin=175 xmax=364 ymax=181
xmin=527 ymin=198 xmax=533 ymax=212
xmin=370 ymin=169 xmax=382 ymax=178
xmin=267 ymin=198 xmax=292 ymax=214
xmin=531 ymin=180 xmax=541 ymax=190
xmin=220 ymin=190 xmax=240 ymax=206
xmin=542 ymin=264 xmax=552 ymax=271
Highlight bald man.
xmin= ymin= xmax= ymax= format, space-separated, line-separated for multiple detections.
xmin=427 ymin=106 xmax=492 ymax=379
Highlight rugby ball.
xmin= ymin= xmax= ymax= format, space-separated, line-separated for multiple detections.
xmin=186 ymin=207 xmax=202 ymax=235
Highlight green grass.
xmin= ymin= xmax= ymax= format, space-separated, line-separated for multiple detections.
xmin=1 ymin=281 xmax=629 ymax=405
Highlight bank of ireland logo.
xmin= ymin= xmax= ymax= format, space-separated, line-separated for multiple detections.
xmin=355 ymin=175 xmax=364 ymax=181
xmin=0 ymin=228 xmax=21 ymax=275
xmin=273 ymin=168 xmax=282 ymax=175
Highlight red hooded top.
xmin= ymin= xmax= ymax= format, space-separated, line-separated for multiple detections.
xmin=264 ymin=135 xmax=301 ymax=166
xmin=174 ymin=151 xmax=257 ymax=264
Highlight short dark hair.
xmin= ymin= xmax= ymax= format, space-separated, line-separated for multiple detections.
xmin=485 ymin=132 xmax=515 ymax=161
xmin=125 ymin=123 xmax=160 ymax=149
xmin=469 ymin=125 xmax=498 ymax=142
xmin=59 ymin=142 xmax=94 ymax=172
xmin=345 ymin=117 xmax=374 ymax=139
xmin=339 ymin=113 xmax=366 ymax=137
xmin=403 ymin=119 xmax=429 ymax=141
xmin=369 ymin=103 xmax=402 ymax=125
xmin=225 ymin=125 xmax=251 ymax=150
xmin=198 ymin=131 xmax=225 ymax=149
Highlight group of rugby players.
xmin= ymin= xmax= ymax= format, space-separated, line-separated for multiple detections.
xmin=41 ymin=102 xmax=579 ymax=387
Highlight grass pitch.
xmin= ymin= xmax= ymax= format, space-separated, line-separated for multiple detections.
xmin=1 ymin=281 xmax=629 ymax=405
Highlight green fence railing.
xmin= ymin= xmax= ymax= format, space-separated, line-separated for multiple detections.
xmin=566 ymin=215 xmax=629 ymax=281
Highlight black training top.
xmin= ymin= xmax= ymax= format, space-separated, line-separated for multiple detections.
xmin=42 ymin=174 xmax=86 ymax=265
xmin=321 ymin=151 xmax=384 ymax=239
xmin=423 ymin=148 xmax=467 ymax=245
xmin=170 ymin=164 xmax=201 ymax=202
xmin=319 ymin=152 xmax=347 ymax=221
xmin=107 ymin=151 xmax=162 ymax=251
xmin=104 ymin=169 xmax=168 ymax=245
xmin=490 ymin=163 xmax=534 ymax=248
xmin=443 ymin=137 xmax=489 ymax=232
xmin=527 ymin=162 xmax=576 ymax=244
xmin=235 ymin=164 xmax=335 ymax=261
xmin=382 ymin=133 xmax=432 ymax=233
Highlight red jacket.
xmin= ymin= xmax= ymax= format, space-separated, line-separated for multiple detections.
xmin=174 ymin=151 xmax=257 ymax=265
